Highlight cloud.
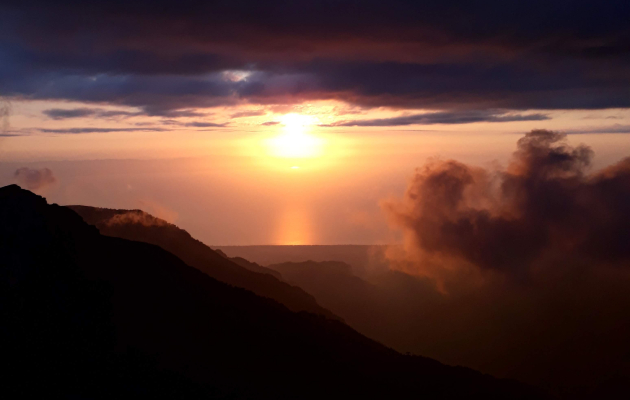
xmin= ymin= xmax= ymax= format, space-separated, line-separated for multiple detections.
xmin=386 ymin=129 xmax=630 ymax=274
xmin=261 ymin=121 xmax=280 ymax=126
xmin=326 ymin=110 xmax=549 ymax=127
xmin=14 ymin=167 xmax=57 ymax=190
xmin=230 ymin=110 xmax=266 ymax=118
xmin=564 ymin=124 xmax=630 ymax=134
xmin=43 ymin=108 xmax=97 ymax=119
xmin=0 ymin=2 xmax=629 ymax=112
xmin=39 ymin=127 xmax=171 ymax=134
xmin=1 ymin=97 xmax=10 ymax=134
xmin=183 ymin=121 xmax=227 ymax=128
xmin=380 ymin=130 xmax=630 ymax=393
xmin=105 ymin=210 xmax=171 ymax=227
xmin=43 ymin=107 xmax=143 ymax=120
xmin=137 ymin=199 xmax=178 ymax=224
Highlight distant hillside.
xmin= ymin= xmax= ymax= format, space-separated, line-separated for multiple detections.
xmin=1 ymin=184 xmax=544 ymax=399
xmin=216 ymin=244 xmax=393 ymax=277
xmin=69 ymin=205 xmax=333 ymax=319
xmin=267 ymin=260 xmax=442 ymax=357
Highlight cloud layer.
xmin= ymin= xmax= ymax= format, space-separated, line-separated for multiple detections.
xmin=0 ymin=1 xmax=629 ymax=113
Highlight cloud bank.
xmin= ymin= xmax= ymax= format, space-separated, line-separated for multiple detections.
xmin=381 ymin=130 xmax=630 ymax=396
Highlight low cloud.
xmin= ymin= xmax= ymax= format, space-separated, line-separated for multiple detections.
xmin=137 ymin=199 xmax=178 ymax=224
xmin=261 ymin=121 xmax=280 ymax=126
xmin=14 ymin=167 xmax=57 ymax=190
xmin=105 ymin=211 xmax=171 ymax=227
xmin=327 ymin=111 xmax=549 ymax=127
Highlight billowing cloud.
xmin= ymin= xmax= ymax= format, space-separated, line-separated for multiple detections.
xmin=385 ymin=129 xmax=630 ymax=274
xmin=14 ymin=167 xmax=57 ymax=190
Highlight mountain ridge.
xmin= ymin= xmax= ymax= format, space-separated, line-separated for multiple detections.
xmin=1 ymin=184 xmax=545 ymax=399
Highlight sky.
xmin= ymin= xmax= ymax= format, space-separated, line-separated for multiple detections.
xmin=1 ymin=0 xmax=630 ymax=245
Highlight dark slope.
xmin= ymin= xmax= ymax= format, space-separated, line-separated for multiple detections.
xmin=0 ymin=185 xmax=545 ymax=399
xmin=68 ymin=205 xmax=332 ymax=318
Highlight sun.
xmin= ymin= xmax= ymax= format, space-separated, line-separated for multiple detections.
xmin=265 ymin=114 xmax=323 ymax=159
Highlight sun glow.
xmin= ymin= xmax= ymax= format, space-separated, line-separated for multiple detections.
xmin=265 ymin=114 xmax=324 ymax=158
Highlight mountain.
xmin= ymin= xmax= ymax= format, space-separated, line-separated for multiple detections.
xmin=267 ymin=260 xmax=630 ymax=399
xmin=1 ymin=185 xmax=544 ymax=399
xmin=68 ymin=205 xmax=332 ymax=318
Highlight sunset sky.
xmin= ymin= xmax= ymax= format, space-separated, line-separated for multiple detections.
xmin=1 ymin=1 xmax=629 ymax=245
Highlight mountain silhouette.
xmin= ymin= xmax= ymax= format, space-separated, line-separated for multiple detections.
xmin=0 ymin=185 xmax=545 ymax=399
xmin=69 ymin=205 xmax=333 ymax=318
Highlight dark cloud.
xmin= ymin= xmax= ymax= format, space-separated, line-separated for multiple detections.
xmin=13 ymin=167 xmax=56 ymax=189
xmin=0 ymin=1 xmax=628 ymax=112
xmin=380 ymin=130 xmax=630 ymax=394
xmin=261 ymin=121 xmax=280 ymax=126
xmin=327 ymin=110 xmax=549 ymax=127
